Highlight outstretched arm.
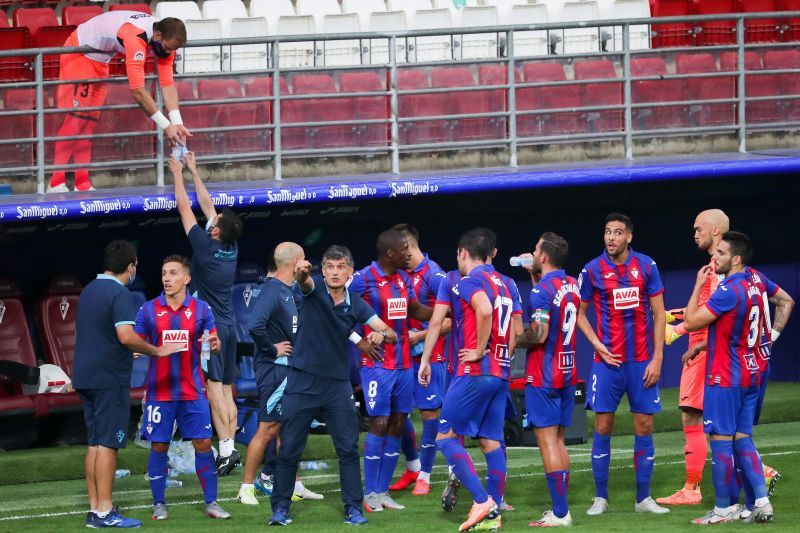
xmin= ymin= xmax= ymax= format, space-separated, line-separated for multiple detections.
xmin=170 ymin=157 xmax=197 ymax=235
xmin=184 ymin=152 xmax=217 ymax=223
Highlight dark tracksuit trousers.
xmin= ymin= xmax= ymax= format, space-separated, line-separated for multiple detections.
xmin=270 ymin=368 xmax=363 ymax=511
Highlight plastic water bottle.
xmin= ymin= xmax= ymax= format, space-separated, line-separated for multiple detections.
xmin=509 ymin=256 xmax=534 ymax=268
xmin=300 ymin=461 xmax=328 ymax=471
xmin=168 ymin=468 xmax=179 ymax=478
xmin=166 ymin=479 xmax=183 ymax=488
xmin=114 ymin=469 xmax=130 ymax=479
xmin=201 ymin=329 xmax=211 ymax=361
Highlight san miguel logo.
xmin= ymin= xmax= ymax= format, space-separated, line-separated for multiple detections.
xmin=59 ymin=297 xmax=69 ymax=320
xmin=612 ymin=287 xmax=639 ymax=310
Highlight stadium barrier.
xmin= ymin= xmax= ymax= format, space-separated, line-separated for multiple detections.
xmin=1 ymin=11 xmax=800 ymax=193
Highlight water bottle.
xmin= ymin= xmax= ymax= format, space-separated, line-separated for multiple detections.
xmin=509 ymin=256 xmax=534 ymax=268
xmin=166 ymin=479 xmax=183 ymax=488
xmin=168 ymin=468 xmax=179 ymax=478
xmin=201 ymin=329 xmax=211 ymax=361
xmin=114 ymin=469 xmax=130 ymax=479
xmin=300 ymin=461 xmax=328 ymax=471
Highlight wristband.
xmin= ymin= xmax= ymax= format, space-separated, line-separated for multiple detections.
xmin=348 ymin=331 xmax=363 ymax=344
xmin=168 ymin=109 xmax=183 ymax=125
xmin=771 ymin=328 xmax=781 ymax=342
xmin=150 ymin=111 xmax=170 ymax=130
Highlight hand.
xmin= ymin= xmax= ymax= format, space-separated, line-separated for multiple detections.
xmin=696 ymin=264 xmax=713 ymax=286
xmin=595 ymin=344 xmax=622 ymax=367
xmin=418 ymin=360 xmax=431 ymax=386
xmin=167 ymin=156 xmax=183 ymax=177
xmin=643 ymin=358 xmax=662 ymax=388
xmin=357 ymin=339 xmax=384 ymax=362
xmin=133 ymin=352 xmax=142 ymax=359
xmin=208 ymin=333 xmax=221 ymax=353
xmin=183 ymin=151 xmax=198 ymax=174
xmin=295 ymin=259 xmax=312 ymax=282
xmin=408 ymin=329 xmax=426 ymax=345
xmin=165 ymin=124 xmax=191 ymax=146
xmin=274 ymin=340 xmax=292 ymax=357
xmin=458 ymin=348 xmax=487 ymax=363
xmin=519 ymin=252 xmax=535 ymax=274
xmin=366 ymin=331 xmax=386 ymax=345
xmin=681 ymin=347 xmax=699 ymax=366
xmin=155 ymin=343 xmax=184 ymax=357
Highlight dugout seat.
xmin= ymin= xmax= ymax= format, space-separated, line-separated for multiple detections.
xmin=339 ymin=71 xmax=388 ymax=147
xmin=573 ymin=59 xmax=623 ymax=133
xmin=518 ymin=62 xmax=583 ymax=137
xmin=630 ymin=56 xmax=689 ymax=130
xmin=231 ymin=263 xmax=266 ymax=398
xmin=0 ymin=28 xmax=31 ymax=82
xmin=61 ymin=5 xmax=103 ymax=27
xmin=12 ymin=8 xmax=58 ymax=40
xmin=397 ymin=68 xmax=448 ymax=145
xmin=720 ymin=51 xmax=778 ymax=124
xmin=676 ymin=52 xmax=735 ymax=126
xmin=0 ymin=280 xmax=39 ymax=417
xmin=36 ymin=275 xmax=84 ymax=412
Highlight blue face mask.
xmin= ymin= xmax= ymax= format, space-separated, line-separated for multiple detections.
xmin=150 ymin=39 xmax=171 ymax=59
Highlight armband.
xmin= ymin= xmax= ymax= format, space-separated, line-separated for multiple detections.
xmin=771 ymin=329 xmax=781 ymax=342
xmin=150 ymin=111 xmax=170 ymax=130
xmin=532 ymin=310 xmax=551 ymax=324
xmin=168 ymin=109 xmax=183 ymax=125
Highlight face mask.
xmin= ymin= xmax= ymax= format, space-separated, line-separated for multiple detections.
xmin=205 ymin=217 xmax=215 ymax=232
xmin=150 ymin=39 xmax=172 ymax=59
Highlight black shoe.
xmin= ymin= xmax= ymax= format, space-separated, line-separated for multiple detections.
xmin=216 ymin=449 xmax=240 ymax=477
xmin=232 ymin=448 xmax=242 ymax=467
xmin=441 ymin=472 xmax=461 ymax=513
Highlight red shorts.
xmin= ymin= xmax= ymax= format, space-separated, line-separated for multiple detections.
xmin=57 ymin=32 xmax=109 ymax=121
xmin=679 ymin=349 xmax=706 ymax=411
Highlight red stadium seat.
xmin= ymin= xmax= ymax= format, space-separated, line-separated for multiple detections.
xmin=783 ymin=0 xmax=800 ymax=42
xmin=289 ymin=74 xmax=355 ymax=149
xmin=13 ymin=8 xmax=58 ymax=39
xmin=432 ymin=66 xmax=501 ymax=142
xmin=0 ymin=28 xmax=32 ymax=82
xmin=0 ymin=280 xmax=38 ymax=417
xmin=573 ymin=60 xmax=623 ymax=133
xmin=198 ymin=79 xmax=260 ymax=154
xmin=34 ymin=25 xmax=77 ymax=80
xmin=174 ymin=81 xmax=214 ymax=156
xmin=94 ymin=83 xmax=155 ymax=163
xmin=519 ymin=62 xmax=583 ymax=137
xmin=0 ymin=88 xmax=35 ymax=169
xmin=651 ymin=0 xmax=694 ymax=48
xmin=476 ymin=65 xmax=509 ymax=142
xmin=720 ymin=51 xmax=778 ymax=124
xmin=694 ymin=0 xmax=737 ymax=45
xmin=0 ymin=11 xmax=8 ymax=28
xmin=397 ymin=68 xmax=448 ymax=145
xmin=62 ymin=5 xmax=104 ymax=27
xmin=109 ymin=4 xmax=153 ymax=15
xmin=630 ymin=57 xmax=689 ymax=130
xmin=737 ymin=0 xmax=781 ymax=43
xmin=339 ymin=72 xmax=388 ymax=147
xmin=244 ymin=76 xmax=287 ymax=152
xmin=675 ymin=52 xmax=735 ymax=126
xmin=762 ymin=49 xmax=800 ymax=120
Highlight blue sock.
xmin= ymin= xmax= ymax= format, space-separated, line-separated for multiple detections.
xmin=733 ymin=437 xmax=768 ymax=500
xmin=148 ymin=449 xmax=168 ymax=504
xmin=401 ymin=417 xmax=419 ymax=462
xmin=377 ymin=435 xmax=401 ymax=493
xmin=742 ymin=464 xmax=756 ymax=510
xmin=484 ymin=447 xmax=506 ymax=506
xmin=729 ymin=456 xmax=742 ymax=506
xmin=591 ymin=433 xmax=611 ymax=499
xmin=363 ymin=433 xmax=385 ymax=495
xmin=710 ymin=440 xmax=734 ymax=509
xmin=195 ymin=450 xmax=217 ymax=504
xmin=420 ymin=419 xmax=438 ymax=474
xmin=634 ymin=434 xmax=654 ymax=503
xmin=546 ymin=470 xmax=569 ymax=519
xmin=438 ymin=437 xmax=488 ymax=503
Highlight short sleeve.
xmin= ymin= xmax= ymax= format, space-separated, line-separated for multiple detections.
xmin=404 ymin=272 xmax=418 ymax=303
xmin=187 ymin=224 xmax=212 ymax=253
xmin=507 ymin=279 xmax=523 ymax=315
xmin=647 ymin=260 xmax=665 ymax=297
xmin=428 ymin=270 xmax=446 ymax=297
xmin=579 ymin=267 xmax=593 ymax=302
xmin=705 ymin=284 xmax=737 ymax=317
xmin=119 ymin=23 xmax=148 ymax=90
xmin=435 ymin=275 xmax=452 ymax=305
xmin=201 ymin=303 xmax=216 ymax=333
xmin=112 ymin=289 xmax=137 ymax=328
xmin=352 ymin=293 xmax=377 ymax=325
xmin=348 ymin=271 xmax=365 ymax=295
xmin=529 ymin=284 xmax=551 ymax=319
xmin=456 ymin=276 xmax=483 ymax=306
xmin=133 ymin=304 xmax=148 ymax=338
xmin=761 ymin=273 xmax=780 ymax=297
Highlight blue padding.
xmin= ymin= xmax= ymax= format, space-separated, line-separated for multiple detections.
xmin=4 ymin=152 xmax=800 ymax=222
xmin=231 ymin=282 xmax=258 ymax=344
xmin=236 ymin=355 xmax=257 ymax=396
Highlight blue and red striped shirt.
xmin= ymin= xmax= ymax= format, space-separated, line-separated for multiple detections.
xmin=350 ymin=261 xmax=418 ymax=370
xmin=579 ymin=249 xmax=664 ymax=363
xmin=135 ymin=293 xmax=216 ymax=401
xmin=455 ymin=264 xmax=514 ymax=380
xmin=526 ymin=270 xmax=580 ymax=388
xmin=746 ymin=267 xmax=780 ymax=375
xmin=407 ymin=254 xmax=447 ymax=363
xmin=435 ymin=270 xmax=463 ymax=374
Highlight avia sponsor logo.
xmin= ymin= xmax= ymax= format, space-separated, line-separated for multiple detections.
xmin=387 ymin=297 xmax=408 ymax=320
xmin=327 ymin=184 xmax=377 ymax=200
xmin=79 ymin=199 xmax=130 ymax=215
xmin=266 ymin=188 xmax=317 ymax=204
xmin=143 ymin=197 xmax=177 ymax=212
xmin=553 ymin=282 xmax=580 ymax=306
xmin=211 ymin=193 xmax=236 ymax=207
xmin=162 ymin=329 xmax=189 ymax=351
xmin=16 ymin=204 xmax=65 ymax=220
xmin=612 ymin=286 xmax=639 ymax=310
xmin=389 ymin=181 xmax=439 ymax=198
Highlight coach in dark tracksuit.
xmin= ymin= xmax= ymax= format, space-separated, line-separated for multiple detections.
xmin=269 ymin=245 xmax=397 ymax=526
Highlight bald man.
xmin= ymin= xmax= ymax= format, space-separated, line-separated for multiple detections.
xmin=238 ymin=243 xmax=322 ymax=505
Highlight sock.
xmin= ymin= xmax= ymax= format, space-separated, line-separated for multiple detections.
xmin=418 ymin=471 xmax=430 ymax=483
xmin=729 ymin=457 xmax=742 ymax=506
xmin=546 ymin=470 xmax=570 ymax=519
xmin=363 ymin=433 xmax=385 ymax=495
xmin=438 ymin=437 xmax=488 ymax=504
xmin=219 ymin=438 xmax=233 ymax=457
xmin=95 ymin=509 xmax=110 ymax=518
xmin=407 ymin=458 xmax=421 ymax=472
xmin=195 ymin=450 xmax=218 ymax=504
xmin=148 ymin=449 xmax=168 ymax=504
xmin=401 ymin=417 xmax=419 ymax=463
xmin=241 ymin=483 xmax=254 ymax=490
xmin=684 ymin=424 xmax=707 ymax=487
xmin=733 ymin=437 xmax=768 ymax=500
xmin=377 ymin=435 xmax=402 ymax=493
xmin=420 ymin=418 xmax=438 ymax=474
xmin=294 ymin=480 xmax=304 ymax=492
xmin=710 ymin=440 xmax=734 ymax=509
xmin=634 ymin=434 xmax=655 ymax=503
xmin=591 ymin=432 xmax=611 ymax=500
xmin=742 ymin=464 xmax=756 ymax=510
xmin=485 ymin=448 xmax=506 ymax=508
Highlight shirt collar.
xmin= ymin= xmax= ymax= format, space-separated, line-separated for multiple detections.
xmin=158 ymin=292 xmax=192 ymax=309
xmin=540 ymin=269 xmax=566 ymax=283
xmin=97 ymin=273 xmax=125 ymax=286
xmin=469 ymin=263 xmax=495 ymax=276
xmin=412 ymin=254 xmax=430 ymax=274
xmin=370 ymin=260 xmax=390 ymax=279
xmin=603 ymin=247 xmax=634 ymax=267
xmin=325 ymin=282 xmax=351 ymax=306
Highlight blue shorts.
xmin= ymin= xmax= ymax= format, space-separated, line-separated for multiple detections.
xmin=413 ymin=360 xmax=446 ymax=411
xmin=703 ymin=385 xmax=759 ymax=436
xmin=257 ymin=361 xmax=289 ymax=423
xmin=78 ymin=387 xmax=131 ymax=449
xmin=754 ymin=364 xmax=770 ymax=425
xmin=140 ymin=399 xmax=212 ymax=442
xmin=205 ymin=323 xmax=238 ymax=385
xmin=586 ymin=360 xmax=662 ymax=414
xmin=360 ymin=366 xmax=413 ymax=417
xmin=526 ymin=385 xmax=576 ymax=428
xmin=439 ymin=375 xmax=508 ymax=441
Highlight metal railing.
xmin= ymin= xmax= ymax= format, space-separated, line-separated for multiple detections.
xmin=2 ymin=11 xmax=800 ymax=193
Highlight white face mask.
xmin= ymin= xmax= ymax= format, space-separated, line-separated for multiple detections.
xmin=205 ymin=217 xmax=215 ymax=233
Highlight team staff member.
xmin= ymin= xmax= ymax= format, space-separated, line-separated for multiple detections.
xmin=171 ymin=154 xmax=244 ymax=476
xmin=73 ymin=240 xmax=181 ymax=528
xmin=49 ymin=12 xmax=190 ymax=192
xmin=269 ymin=246 xmax=397 ymax=526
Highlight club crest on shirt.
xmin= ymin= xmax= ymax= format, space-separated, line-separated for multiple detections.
xmin=612 ymin=287 xmax=639 ymax=310
xmin=184 ymin=308 xmax=192 ymax=320
xmin=243 ymin=284 xmax=253 ymax=307
xmin=631 ymin=267 xmax=640 ymax=279
xmin=59 ymin=297 xmax=70 ymax=320
xmin=387 ymin=298 xmax=408 ymax=320
xmin=162 ymin=329 xmax=189 ymax=351
xmin=134 ymin=51 xmax=144 ymax=61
